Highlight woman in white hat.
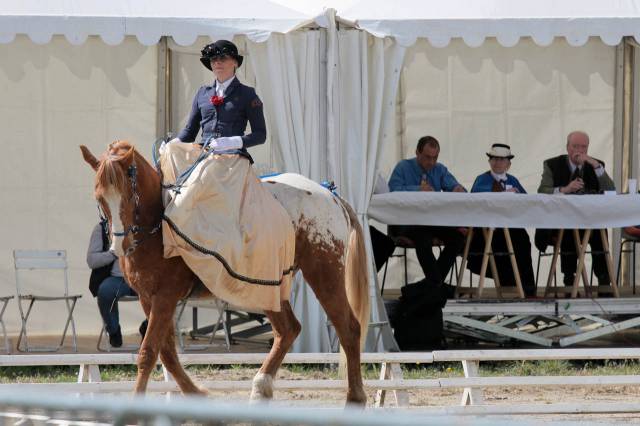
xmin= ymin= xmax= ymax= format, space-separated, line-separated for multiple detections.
xmin=467 ymin=143 xmax=536 ymax=297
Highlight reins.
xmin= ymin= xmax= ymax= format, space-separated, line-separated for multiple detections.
xmin=114 ymin=147 xmax=295 ymax=285
xmin=111 ymin=164 xmax=162 ymax=257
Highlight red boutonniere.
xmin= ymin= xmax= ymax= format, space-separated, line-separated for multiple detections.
xmin=210 ymin=95 xmax=224 ymax=106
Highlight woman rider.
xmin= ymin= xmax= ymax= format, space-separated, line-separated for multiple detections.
xmin=160 ymin=40 xmax=295 ymax=313
xmin=164 ymin=39 xmax=265 ymax=156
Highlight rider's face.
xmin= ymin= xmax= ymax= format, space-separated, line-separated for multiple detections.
xmin=211 ymin=56 xmax=237 ymax=82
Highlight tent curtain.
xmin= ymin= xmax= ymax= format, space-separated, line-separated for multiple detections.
xmin=248 ymin=31 xmax=330 ymax=352
xmin=328 ymin=29 xmax=406 ymax=351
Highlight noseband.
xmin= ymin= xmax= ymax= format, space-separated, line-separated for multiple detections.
xmin=111 ymin=164 xmax=161 ymax=256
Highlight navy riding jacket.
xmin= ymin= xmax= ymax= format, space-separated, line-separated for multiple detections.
xmin=176 ymin=77 xmax=266 ymax=160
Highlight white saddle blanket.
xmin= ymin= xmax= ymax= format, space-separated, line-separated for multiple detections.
xmin=160 ymin=143 xmax=295 ymax=312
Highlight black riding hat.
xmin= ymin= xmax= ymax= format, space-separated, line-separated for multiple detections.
xmin=200 ymin=40 xmax=244 ymax=70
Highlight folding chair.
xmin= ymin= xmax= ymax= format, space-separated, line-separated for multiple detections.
xmin=175 ymin=299 xmax=231 ymax=352
xmin=96 ymin=295 xmax=141 ymax=352
xmin=13 ymin=250 xmax=82 ymax=352
xmin=0 ymin=296 xmax=13 ymax=353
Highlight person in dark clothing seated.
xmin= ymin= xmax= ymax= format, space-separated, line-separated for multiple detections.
xmin=388 ymin=136 xmax=466 ymax=288
xmin=87 ymin=219 xmax=147 ymax=347
xmin=534 ymin=131 xmax=616 ymax=288
xmin=467 ymin=143 xmax=537 ymax=297
xmin=370 ymin=226 xmax=396 ymax=272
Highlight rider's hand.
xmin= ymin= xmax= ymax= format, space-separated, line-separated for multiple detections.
xmin=211 ymin=136 xmax=243 ymax=152
xmin=159 ymin=137 xmax=181 ymax=155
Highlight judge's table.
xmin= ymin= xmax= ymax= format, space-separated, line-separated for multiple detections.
xmin=369 ymin=191 xmax=640 ymax=299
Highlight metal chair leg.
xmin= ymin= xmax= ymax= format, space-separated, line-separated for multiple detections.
xmin=17 ymin=299 xmax=36 ymax=352
xmin=380 ymin=259 xmax=390 ymax=296
xmin=403 ymin=248 xmax=408 ymax=286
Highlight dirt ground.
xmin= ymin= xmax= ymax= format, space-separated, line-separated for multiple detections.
xmin=180 ymin=366 xmax=640 ymax=424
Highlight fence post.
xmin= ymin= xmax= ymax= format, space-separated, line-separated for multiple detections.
xmin=460 ymin=360 xmax=484 ymax=405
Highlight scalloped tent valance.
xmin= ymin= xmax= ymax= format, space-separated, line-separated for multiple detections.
xmin=338 ymin=0 xmax=640 ymax=47
xmin=4 ymin=0 xmax=640 ymax=47
xmin=0 ymin=0 xmax=314 ymax=45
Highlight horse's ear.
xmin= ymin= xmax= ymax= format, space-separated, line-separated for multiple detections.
xmin=121 ymin=145 xmax=136 ymax=165
xmin=80 ymin=145 xmax=100 ymax=171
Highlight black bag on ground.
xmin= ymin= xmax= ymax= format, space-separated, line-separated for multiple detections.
xmin=388 ymin=279 xmax=447 ymax=350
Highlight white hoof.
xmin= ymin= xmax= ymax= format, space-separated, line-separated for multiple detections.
xmin=249 ymin=372 xmax=273 ymax=402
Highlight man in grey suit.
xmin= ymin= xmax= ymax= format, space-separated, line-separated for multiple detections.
xmin=535 ymin=131 xmax=615 ymax=288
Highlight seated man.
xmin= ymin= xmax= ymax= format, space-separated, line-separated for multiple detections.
xmin=388 ymin=135 xmax=466 ymax=288
xmin=87 ymin=219 xmax=142 ymax=347
xmin=535 ymin=130 xmax=615 ymax=287
xmin=467 ymin=143 xmax=537 ymax=297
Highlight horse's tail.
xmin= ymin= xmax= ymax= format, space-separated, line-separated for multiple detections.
xmin=340 ymin=198 xmax=370 ymax=353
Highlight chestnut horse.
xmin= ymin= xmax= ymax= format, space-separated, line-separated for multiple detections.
xmin=80 ymin=141 xmax=369 ymax=404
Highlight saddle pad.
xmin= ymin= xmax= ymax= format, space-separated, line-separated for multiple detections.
xmin=160 ymin=142 xmax=295 ymax=312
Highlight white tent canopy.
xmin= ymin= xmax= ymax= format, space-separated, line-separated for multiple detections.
xmin=0 ymin=0 xmax=314 ymax=45
xmin=341 ymin=0 xmax=640 ymax=46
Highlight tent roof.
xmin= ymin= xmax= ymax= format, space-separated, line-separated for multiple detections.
xmin=0 ymin=0 xmax=313 ymax=45
xmin=5 ymin=0 xmax=640 ymax=47
xmin=339 ymin=0 xmax=640 ymax=46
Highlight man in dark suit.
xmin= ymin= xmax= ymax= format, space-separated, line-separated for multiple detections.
xmin=535 ymin=131 xmax=615 ymax=287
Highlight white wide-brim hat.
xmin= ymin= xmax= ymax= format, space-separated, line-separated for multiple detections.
xmin=486 ymin=143 xmax=514 ymax=159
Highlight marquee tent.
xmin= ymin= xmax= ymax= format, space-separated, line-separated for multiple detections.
xmin=2 ymin=0 xmax=640 ymax=352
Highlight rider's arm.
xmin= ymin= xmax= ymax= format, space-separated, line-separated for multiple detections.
xmin=176 ymin=88 xmax=203 ymax=143
xmin=241 ymin=88 xmax=266 ymax=149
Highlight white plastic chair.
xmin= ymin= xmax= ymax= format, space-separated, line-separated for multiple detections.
xmin=13 ymin=250 xmax=82 ymax=352
xmin=0 ymin=295 xmax=13 ymax=353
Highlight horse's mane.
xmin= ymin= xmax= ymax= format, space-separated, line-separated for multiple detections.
xmin=95 ymin=140 xmax=135 ymax=195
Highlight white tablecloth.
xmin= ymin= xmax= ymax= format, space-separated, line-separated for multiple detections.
xmin=368 ymin=192 xmax=640 ymax=229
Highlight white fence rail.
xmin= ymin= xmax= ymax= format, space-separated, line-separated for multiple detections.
xmin=0 ymin=392 xmax=517 ymax=426
xmin=1 ymin=349 xmax=639 ymax=414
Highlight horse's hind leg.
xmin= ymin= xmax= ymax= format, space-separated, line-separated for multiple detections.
xmin=250 ymin=301 xmax=301 ymax=401
xmin=306 ymin=273 xmax=366 ymax=405
xmin=159 ymin=320 xmax=207 ymax=395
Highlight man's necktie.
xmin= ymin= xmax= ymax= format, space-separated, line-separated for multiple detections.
xmin=571 ymin=167 xmax=582 ymax=181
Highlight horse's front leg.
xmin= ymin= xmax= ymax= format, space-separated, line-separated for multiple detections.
xmin=250 ymin=301 xmax=300 ymax=402
xmin=134 ymin=296 xmax=172 ymax=393
xmin=158 ymin=320 xmax=208 ymax=395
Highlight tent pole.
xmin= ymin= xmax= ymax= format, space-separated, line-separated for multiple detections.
xmin=616 ymin=38 xmax=635 ymax=288
xmin=156 ymin=36 xmax=171 ymax=138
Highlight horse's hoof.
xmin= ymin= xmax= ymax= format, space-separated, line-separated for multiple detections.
xmin=346 ymin=390 xmax=367 ymax=407
xmin=249 ymin=372 xmax=273 ymax=403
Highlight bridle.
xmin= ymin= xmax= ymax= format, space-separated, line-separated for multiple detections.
xmin=110 ymin=163 xmax=161 ymax=256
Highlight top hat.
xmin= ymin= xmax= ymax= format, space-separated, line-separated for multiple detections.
xmin=200 ymin=40 xmax=244 ymax=70
xmin=486 ymin=143 xmax=514 ymax=159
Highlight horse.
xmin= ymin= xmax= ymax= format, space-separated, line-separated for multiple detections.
xmin=80 ymin=140 xmax=370 ymax=405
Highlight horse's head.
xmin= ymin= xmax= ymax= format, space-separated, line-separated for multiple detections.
xmin=81 ymin=140 xmax=150 ymax=256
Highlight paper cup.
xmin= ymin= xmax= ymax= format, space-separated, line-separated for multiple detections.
xmin=629 ymin=178 xmax=638 ymax=194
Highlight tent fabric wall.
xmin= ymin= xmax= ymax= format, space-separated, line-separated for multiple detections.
xmin=0 ymin=35 xmax=156 ymax=335
xmin=247 ymin=32 xmax=330 ymax=352
xmin=327 ymin=30 xmax=406 ymax=350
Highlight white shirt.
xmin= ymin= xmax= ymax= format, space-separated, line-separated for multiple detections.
xmin=215 ymin=76 xmax=235 ymax=98
xmin=490 ymin=172 xmax=507 ymax=182
xmin=212 ymin=76 xmax=243 ymax=150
